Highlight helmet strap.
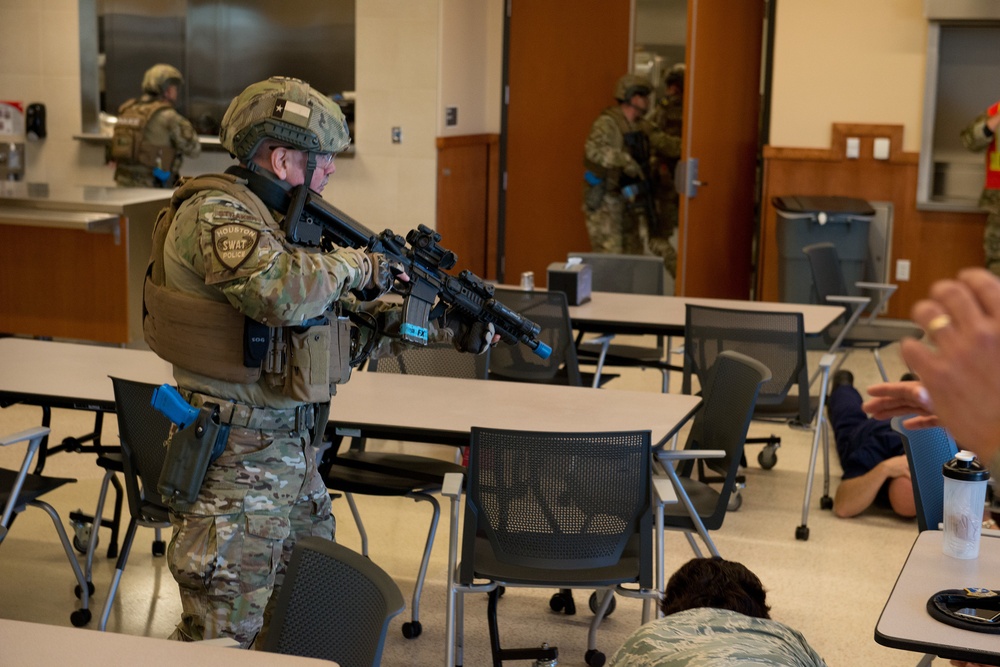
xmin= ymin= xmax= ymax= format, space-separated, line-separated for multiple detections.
xmin=285 ymin=151 xmax=317 ymax=241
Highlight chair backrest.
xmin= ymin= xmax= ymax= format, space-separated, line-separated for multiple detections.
xmin=802 ymin=242 xmax=856 ymax=318
xmin=109 ymin=377 xmax=173 ymax=520
xmin=682 ymin=304 xmax=808 ymax=418
xmin=369 ymin=341 xmax=486 ymax=379
xmin=683 ymin=350 xmax=770 ymax=494
xmin=567 ymin=252 xmax=667 ymax=295
xmin=263 ymin=536 xmax=404 ymax=666
xmin=891 ymin=416 xmax=958 ymax=532
xmin=486 ymin=287 xmax=583 ymax=386
xmin=461 ymin=427 xmax=652 ymax=577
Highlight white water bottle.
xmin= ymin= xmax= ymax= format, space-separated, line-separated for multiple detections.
xmin=942 ymin=450 xmax=990 ymax=559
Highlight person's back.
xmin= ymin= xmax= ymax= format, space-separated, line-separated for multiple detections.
xmin=608 ymin=558 xmax=826 ymax=667
xmin=112 ymin=63 xmax=200 ymax=188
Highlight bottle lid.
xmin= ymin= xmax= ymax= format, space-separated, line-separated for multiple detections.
xmin=943 ymin=450 xmax=991 ymax=482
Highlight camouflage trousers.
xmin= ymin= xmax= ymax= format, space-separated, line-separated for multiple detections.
xmin=584 ymin=194 xmax=644 ymax=254
xmin=165 ymin=424 xmax=334 ymax=648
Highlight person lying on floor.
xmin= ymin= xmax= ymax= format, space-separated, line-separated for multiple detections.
xmin=827 ymin=370 xmax=916 ymax=519
xmin=608 ymin=557 xmax=826 ymax=666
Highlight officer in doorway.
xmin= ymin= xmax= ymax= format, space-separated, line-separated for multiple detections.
xmin=582 ymin=73 xmax=679 ymax=274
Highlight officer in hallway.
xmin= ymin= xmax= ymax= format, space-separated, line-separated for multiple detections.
xmin=582 ymin=73 xmax=679 ymax=272
xmin=143 ymin=76 xmax=494 ymax=647
xmin=961 ymin=99 xmax=1000 ymax=276
xmin=112 ymin=64 xmax=201 ymax=188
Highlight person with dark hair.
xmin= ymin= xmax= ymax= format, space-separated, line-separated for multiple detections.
xmin=608 ymin=558 xmax=826 ymax=666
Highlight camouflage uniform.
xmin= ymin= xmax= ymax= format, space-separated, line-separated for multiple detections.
xmin=161 ymin=182 xmax=365 ymax=647
xmin=649 ymin=86 xmax=683 ymax=277
xmin=608 ymin=607 xmax=827 ymax=666
xmin=583 ymin=99 xmax=679 ymax=272
xmin=961 ymin=103 xmax=1000 ymax=276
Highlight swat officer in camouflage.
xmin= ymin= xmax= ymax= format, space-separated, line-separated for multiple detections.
xmin=583 ymin=73 xmax=680 ymax=274
xmin=648 ymin=64 xmax=685 ymax=278
xmin=961 ymin=101 xmax=1000 ymax=277
xmin=143 ymin=76 xmax=492 ymax=648
xmin=112 ymin=64 xmax=201 ymax=188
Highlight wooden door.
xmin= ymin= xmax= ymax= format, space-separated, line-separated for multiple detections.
xmin=675 ymin=0 xmax=765 ymax=297
xmin=501 ymin=0 xmax=632 ymax=284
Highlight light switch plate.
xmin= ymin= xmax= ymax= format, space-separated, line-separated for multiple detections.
xmin=873 ymin=137 xmax=890 ymax=160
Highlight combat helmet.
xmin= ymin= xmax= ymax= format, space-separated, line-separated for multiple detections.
xmin=614 ymin=73 xmax=653 ymax=102
xmin=219 ymin=76 xmax=351 ymax=162
xmin=142 ymin=64 xmax=183 ymax=96
xmin=664 ymin=63 xmax=685 ymax=93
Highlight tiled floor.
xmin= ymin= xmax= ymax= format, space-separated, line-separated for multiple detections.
xmin=0 ymin=336 xmax=948 ymax=665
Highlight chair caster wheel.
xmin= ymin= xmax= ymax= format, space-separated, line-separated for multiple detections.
xmin=588 ymin=591 xmax=615 ymax=617
xmin=74 ymin=581 xmax=95 ymax=599
xmin=71 ymin=520 xmax=95 ymax=555
xmin=795 ymin=525 xmax=809 ymax=541
xmin=550 ymin=590 xmax=576 ymax=615
xmin=727 ymin=489 xmax=743 ymax=512
xmin=401 ymin=620 xmax=422 ymax=638
xmin=585 ymin=648 xmax=606 ymax=666
xmin=70 ymin=609 xmax=92 ymax=627
xmin=820 ymin=496 xmax=833 ymax=511
xmin=152 ymin=540 xmax=166 ymax=557
xmin=758 ymin=445 xmax=778 ymax=470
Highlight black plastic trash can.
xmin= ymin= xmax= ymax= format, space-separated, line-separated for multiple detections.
xmin=773 ymin=195 xmax=875 ymax=304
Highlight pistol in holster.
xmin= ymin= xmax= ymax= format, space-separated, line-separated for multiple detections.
xmin=152 ymin=384 xmax=230 ymax=504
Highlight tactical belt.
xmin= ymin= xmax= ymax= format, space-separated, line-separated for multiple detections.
xmin=183 ymin=391 xmax=316 ymax=432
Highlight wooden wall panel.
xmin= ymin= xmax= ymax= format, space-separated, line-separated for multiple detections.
xmin=0 ymin=219 xmax=129 ymax=343
xmin=759 ymin=123 xmax=986 ymax=319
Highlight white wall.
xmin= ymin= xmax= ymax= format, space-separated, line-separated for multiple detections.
xmin=769 ymin=0 xmax=928 ymax=152
xmin=438 ymin=0 xmax=503 ymax=136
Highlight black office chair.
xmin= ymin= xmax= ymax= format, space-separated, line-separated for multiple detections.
xmin=681 ymin=304 xmax=832 ymax=511
xmin=656 ymin=350 xmax=770 ymax=558
xmin=0 ymin=426 xmax=92 ymax=626
xmin=803 ymin=242 xmax=924 ymax=381
xmin=487 ymin=287 xmax=583 ymax=387
xmin=319 ymin=342 xmax=477 ymax=639
xmin=443 ymin=427 xmax=659 ymax=667
xmin=569 ymin=252 xmax=680 ymax=390
xmin=98 ymin=377 xmax=173 ymax=631
xmin=262 ymin=536 xmax=405 ymax=667
xmin=891 ymin=416 xmax=959 ymax=533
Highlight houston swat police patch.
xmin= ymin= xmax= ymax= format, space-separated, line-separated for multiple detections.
xmin=212 ymin=223 xmax=260 ymax=271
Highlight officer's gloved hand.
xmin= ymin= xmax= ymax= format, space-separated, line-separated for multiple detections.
xmin=443 ymin=309 xmax=496 ymax=355
xmin=623 ymin=156 xmax=644 ymax=179
xmin=353 ymin=251 xmax=400 ymax=301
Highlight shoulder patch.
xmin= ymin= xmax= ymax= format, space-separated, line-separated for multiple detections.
xmin=212 ymin=223 xmax=260 ymax=271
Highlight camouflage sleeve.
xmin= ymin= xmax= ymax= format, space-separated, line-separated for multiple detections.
xmin=961 ymin=111 xmax=993 ymax=152
xmin=585 ymin=114 xmax=638 ymax=172
xmin=181 ymin=191 xmax=372 ymax=326
xmin=166 ymin=109 xmax=202 ymax=158
xmin=641 ymin=119 xmax=681 ymax=160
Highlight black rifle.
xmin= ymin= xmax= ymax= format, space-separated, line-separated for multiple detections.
xmin=621 ymin=130 xmax=662 ymax=238
xmin=226 ymin=166 xmax=551 ymax=361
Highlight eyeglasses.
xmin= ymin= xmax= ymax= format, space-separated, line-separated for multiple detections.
xmin=268 ymin=145 xmax=335 ymax=169
xmin=313 ymin=152 xmax=334 ymax=169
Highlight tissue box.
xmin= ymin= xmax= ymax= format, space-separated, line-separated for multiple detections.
xmin=547 ymin=262 xmax=592 ymax=305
